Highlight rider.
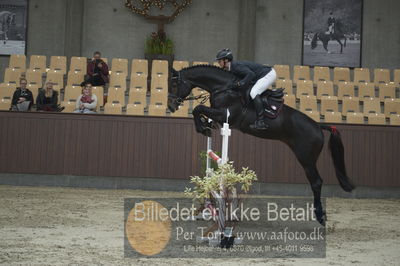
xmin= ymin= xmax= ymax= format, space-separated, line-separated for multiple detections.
xmin=327 ymin=12 xmax=336 ymax=35
xmin=215 ymin=48 xmax=276 ymax=130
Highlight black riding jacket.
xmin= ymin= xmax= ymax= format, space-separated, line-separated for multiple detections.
xmin=230 ymin=61 xmax=272 ymax=88
xmin=328 ymin=17 xmax=336 ymax=26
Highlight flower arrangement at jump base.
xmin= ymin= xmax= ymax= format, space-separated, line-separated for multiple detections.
xmin=184 ymin=162 xmax=257 ymax=200
xmin=145 ymin=30 xmax=173 ymax=55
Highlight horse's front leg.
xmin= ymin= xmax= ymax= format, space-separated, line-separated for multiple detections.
xmin=337 ymin=39 xmax=343 ymax=53
xmin=192 ymin=105 xmax=226 ymax=137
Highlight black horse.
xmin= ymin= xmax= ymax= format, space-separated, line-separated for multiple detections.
xmin=311 ymin=21 xmax=347 ymax=53
xmin=168 ymin=65 xmax=355 ymax=225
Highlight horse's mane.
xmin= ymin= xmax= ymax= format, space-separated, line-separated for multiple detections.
xmin=180 ymin=64 xmax=236 ymax=78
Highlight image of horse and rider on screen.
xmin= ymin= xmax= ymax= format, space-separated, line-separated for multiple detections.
xmin=302 ymin=0 xmax=363 ymax=68
xmin=0 ymin=0 xmax=28 ymax=55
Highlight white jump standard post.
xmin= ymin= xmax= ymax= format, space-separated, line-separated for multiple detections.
xmin=197 ymin=110 xmax=243 ymax=247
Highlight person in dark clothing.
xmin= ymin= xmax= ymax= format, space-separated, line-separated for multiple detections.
xmin=87 ymin=51 xmax=109 ymax=86
xmin=327 ymin=12 xmax=336 ymax=35
xmin=11 ymin=77 xmax=34 ymax=111
xmin=36 ymin=82 xmax=63 ymax=112
xmin=215 ymin=48 xmax=276 ymax=130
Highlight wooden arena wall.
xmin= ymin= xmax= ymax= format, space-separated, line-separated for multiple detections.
xmin=0 ymin=111 xmax=398 ymax=187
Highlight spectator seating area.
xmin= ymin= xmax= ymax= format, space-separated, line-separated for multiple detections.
xmin=0 ymin=54 xmax=399 ymax=126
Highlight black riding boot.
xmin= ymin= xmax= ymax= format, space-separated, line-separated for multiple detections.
xmin=250 ymin=95 xmax=269 ymax=130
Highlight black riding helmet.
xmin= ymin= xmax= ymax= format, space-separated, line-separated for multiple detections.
xmin=215 ymin=48 xmax=233 ymax=61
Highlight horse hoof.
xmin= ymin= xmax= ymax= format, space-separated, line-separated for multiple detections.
xmin=317 ymin=212 xmax=327 ymax=226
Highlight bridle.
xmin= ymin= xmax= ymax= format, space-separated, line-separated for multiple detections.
xmin=170 ymin=71 xmax=210 ymax=105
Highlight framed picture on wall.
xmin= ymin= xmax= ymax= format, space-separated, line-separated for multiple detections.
xmin=0 ymin=0 xmax=28 ymax=55
xmin=302 ymin=0 xmax=363 ymax=67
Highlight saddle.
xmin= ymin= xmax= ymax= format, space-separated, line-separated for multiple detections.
xmin=236 ymin=83 xmax=285 ymax=119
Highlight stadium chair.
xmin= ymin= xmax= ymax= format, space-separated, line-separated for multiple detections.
xmin=316 ymin=81 xmax=334 ymax=99
xmin=101 ymin=58 xmax=108 ymax=64
xmin=69 ymin=56 xmax=87 ymax=73
xmin=337 ymin=82 xmax=355 ymax=100
xmin=173 ymin=60 xmax=189 ymax=71
xmin=192 ymin=61 xmax=209 ymax=66
xmin=313 ymin=66 xmax=330 ymax=82
xmin=363 ymin=97 xmax=381 ymax=115
xmin=389 ymin=114 xmax=400 ymax=126
xmin=131 ymin=59 xmax=148 ymax=77
xmin=320 ymin=96 xmax=338 ymax=115
xmin=29 ymin=55 xmax=46 ymax=74
xmin=152 ymin=60 xmax=168 ymax=77
xmin=111 ymin=58 xmax=128 ymax=76
xmin=353 ymin=68 xmax=370 ymax=83
xmin=342 ymin=97 xmax=360 ymax=115
xmin=394 ymin=69 xmax=400 ymax=85
xmin=373 ymin=68 xmax=390 ymax=85
xmin=150 ymin=75 xmax=168 ymax=93
xmin=283 ymin=94 xmax=296 ymax=109
xmin=61 ymin=101 xmax=76 ymax=113
xmin=104 ymin=102 xmax=123 ymax=115
xmin=108 ymin=86 xmax=125 ymax=105
xmin=129 ymin=76 xmax=147 ymax=104
xmin=333 ymin=67 xmax=350 ymax=84
xmin=275 ymin=79 xmax=293 ymax=94
xmin=148 ymin=103 xmax=166 ymax=116
xmin=0 ymin=83 xmax=15 ymax=100
xmin=67 ymin=71 xmax=85 ymax=86
xmin=109 ymin=73 xmax=127 ymax=89
xmin=170 ymin=102 xmax=189 ymax=117
xmin=384 ymin=98 xmax=400 ymax=117
xmin=324 ymin=111 xmax=342 ymax=123
xmin=46 ymin=71 xmax=64 ymax=88
xmin=0 ymin=82 xmax=16 ymax=90
xmin=63 ymin=85 xmax=82 ymax=102
xmin=367 ymin=113 xmax=386 ymax=125
xmin=358 ymin=82 xmax=376 ymax=98
xmin=346 ymin=112 xmax=364 ymax=124
xmin=49 ymin=56 xmax=67 ymax=74
xmin=4 ymin=68 xmax=22 ymax=84
xmin=296 ymin=80 xmax=314 ymax=98
xmin=299 ymin=95 xmax=317 ymax=112
xmin=0 ymin=98 xmax=11 ymax=110
xmin=293 ymin=65 xmax=310 ymax=82
xmin=92 ymin=86 xmax=104 ymax=109
xmin=25 ymin=69 xmax=43 ymax=87
xmin=126 ymin=102 xmax=145 ymax=116
xmin=150 ymin=89 xmax=168 ymax=106
xmin=304 ymin=110 xmax=320 ymax=122
xmin=379 ymin=83 xmax=396 ymax=101
xmin=9 ymin=54 xmax=26 ymax=72
xmin=274 ymin=65 xmax=291 ymax=80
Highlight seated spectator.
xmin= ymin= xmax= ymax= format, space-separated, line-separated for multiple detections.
xmin=74 ymin=82 xmax=97 ymax=114
xmin=87 ymin=51 xmax=109 ymax=86
xmin=11 ymin=78 xmax=34 ymax=111
xmin=36 ymin=82 xmax=64 ymax=112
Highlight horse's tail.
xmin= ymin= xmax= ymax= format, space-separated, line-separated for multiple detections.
xmin=311 ymin=33 xmax=318 ymax=49
xmin=320 ymin=125 xmax=355 ymax=192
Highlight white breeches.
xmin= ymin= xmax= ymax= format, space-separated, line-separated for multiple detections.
xmin=250 ymin=68 xmax=277 ymax=99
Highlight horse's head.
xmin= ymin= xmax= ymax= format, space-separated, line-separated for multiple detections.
xmin=168 ymin=68 xmax=192 ymax=113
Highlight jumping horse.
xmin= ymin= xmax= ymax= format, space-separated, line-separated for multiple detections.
xmin=168 ymin=65 xmax=355 ymax=226
xmin=0 ymin=11 xmax=16 ymax=44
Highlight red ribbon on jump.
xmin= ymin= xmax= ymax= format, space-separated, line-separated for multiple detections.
xmin=330 ymin=126 xmax=338 ymax=134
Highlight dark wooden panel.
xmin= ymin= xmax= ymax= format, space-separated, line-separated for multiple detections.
xmin=0 ymin=111 xmax=399 ymax=187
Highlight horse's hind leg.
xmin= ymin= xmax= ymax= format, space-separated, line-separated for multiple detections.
xmin=337 ymin=39 xmax=343 ymax=53
xmin=291 ymin=132 xmax=326 ymax=225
